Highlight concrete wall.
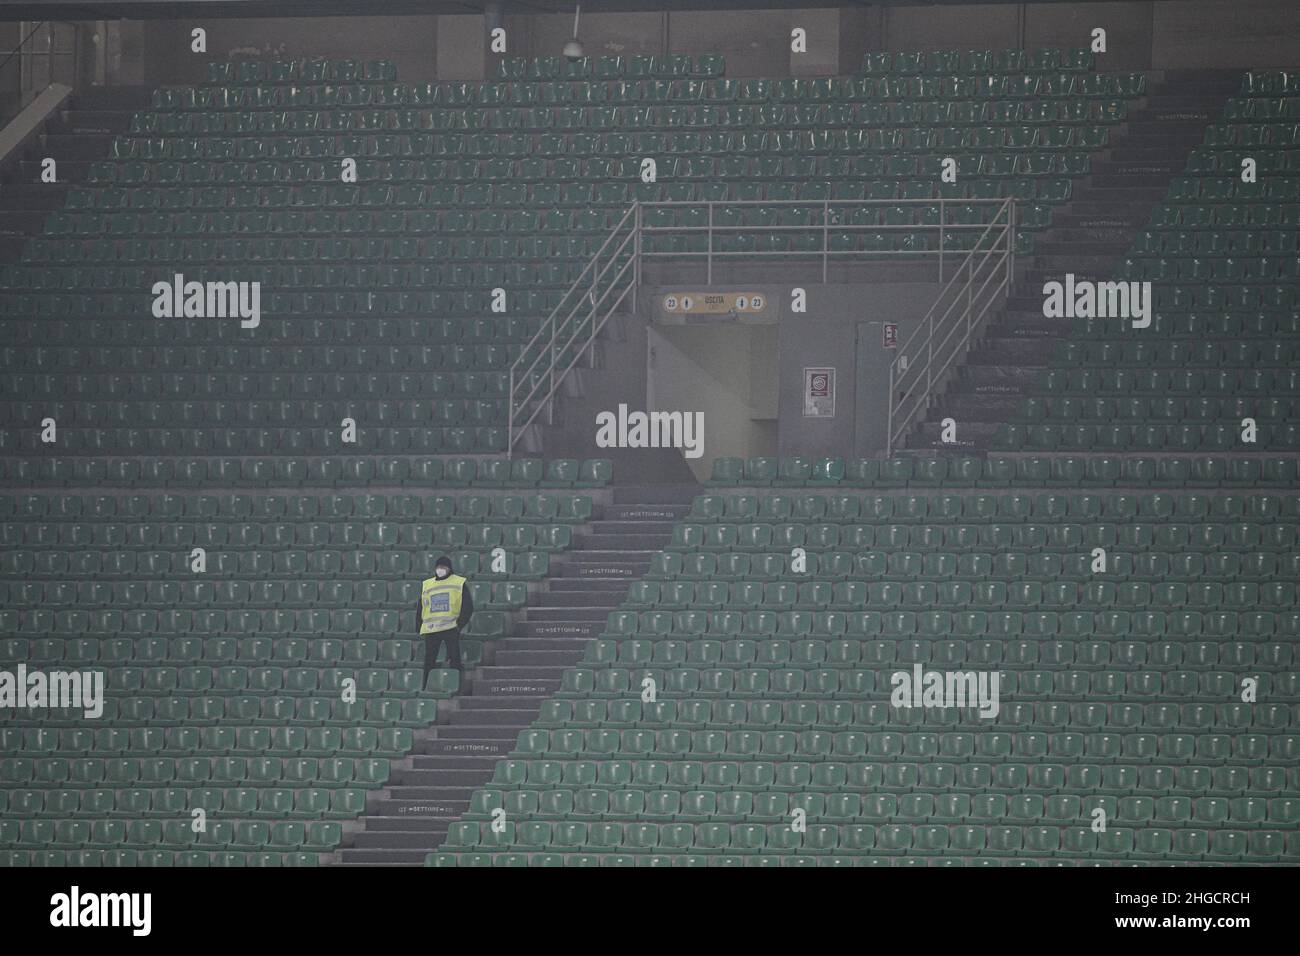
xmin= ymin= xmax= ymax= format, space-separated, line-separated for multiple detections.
xmin=140 ymin=15 xmax=440 ymax=86
xmin=776 ymin=283 xmax=937 ymax=462
xmin=648 ymin=323 xmax=778 ymax=481
xmin=119 ymin=1 xmax=1300 ymax=85
xmin=1151 ymin=0 xmax=1300 ymax=70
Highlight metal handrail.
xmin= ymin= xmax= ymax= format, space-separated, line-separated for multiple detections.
xmin=886 ymin=196 xmax=1015 ymax=455
xmin=634 ymin=197 xmax=1014 ymax=284
xmin=507 ymin=196 xmax=1017 ymax=456
xmin=508 ymin=202 xmax=639 ymax=454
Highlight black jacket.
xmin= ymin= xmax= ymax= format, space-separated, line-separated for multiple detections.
xmin=416 ymin=575 xmax=474 ymax=635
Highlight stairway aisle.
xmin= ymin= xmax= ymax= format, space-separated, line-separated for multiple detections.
xmin=908 ymin=68 xmax=1242 ymax=452
xmin=0 ymin=86 xmax=150 ymax=263
xmin=334 ymin=482 xmax=699 ymax=865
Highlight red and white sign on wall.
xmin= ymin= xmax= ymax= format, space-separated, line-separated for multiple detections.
xmin=883 ymin=323 xmax=899 ymax=349
xmin=803 ymin=367 xmax=835 ymax=418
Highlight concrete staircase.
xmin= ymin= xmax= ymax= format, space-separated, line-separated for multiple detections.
xmin=0 ymin=86 xmax=150 ymax=263
xmin=906 ymin=68 xmax=1242 ymax=453
xmin=334 ymin=482 xmax=698 ymax=865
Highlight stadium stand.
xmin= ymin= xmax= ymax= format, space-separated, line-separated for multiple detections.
xmin=0 ymin=48 xmax=1147 ymax=465
xmin=0 ymin=482 xmax=607 ymax=865
xmin=429 ymin=482 xmax=1299 ymax=866
xmin=0 ymin=32 xmax=1295 ymax=872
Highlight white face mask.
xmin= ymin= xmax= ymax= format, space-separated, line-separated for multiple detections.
xmin=435 ymin=567 xmax=449 ymax=579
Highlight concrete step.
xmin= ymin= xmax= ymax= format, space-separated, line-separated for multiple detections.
xmin=1026 ymin=253 xmax=1121 ymax=273
xmin=337 ymin=849 xmax=431 ymax=865
xmin=455 ymin=695 xmax=551 ymax=711
xmin=0 ymin=210 xmax=48 ymax=236
xmin=409 ymin=754 xmax=502 ymax=771
xmin=965 ymin=347 xmax=1054 ymax=368
xmin=0 ymin=185 xmax=70 ymax=210
xmin=8 ymin=159 xmax=93 ymax=185
xmin=390 ymin=768 xmax=487 ymax=787
xmin=513 ymin=620 xmax=603 ymax=640
xmin=983 ymin=316 xmax=1065 ymax=340
xmin=1089 ymin=171 xmax=1184 ymax=188
xmin=349 ymin=831 xmax=447 ymax=850
xmin=71 ymin=86 xmax=154 ymax=110
xmin=601 ymin=503 xmax=689 ymax=521
xmin=925 ymin=394 xmax=1020 ymax=422
xmin=495 ymin=636 xmax=605 ymax=652
xmin=39 ymin=133 xmax=116 ymax=160
xmin=417 ymin=738 xmax=515 ymax=757
xmin=60 ymin=109 xmax=137 ymax=133
xmin=472 ymin=675 xmax=563 ymax=696
xmin=360 ymin=815 xmax=462 ymax=832
xmin=534 ymin=589 xmax=629 ymax=607
xmin=1031 ymin=240 xmax=1129 ymax=257
xmin=590 ymin=519 xmax=677 ymax=534
xmin=431 ymin=725 xmax=523 ymax=740
xmin=492 ymin=649 xmax=586 ymax=667
xmin=575 ymin=532 xmax=672 ymax=550
xmin=557 ymin=558 xmax=651 ymax=579
xmin=368 ymin=799 xmax=469 ymax=817
xmin=547 ymin=578 xmax=633 ymax=592
xmin=365 ymin=786 xmax=477 ymax=803
xmin=1072 ymin=185 xmax=1170 ymax=203
xmin=909 ymin=420 xmax=1002 ymax=447
xmin=611 ymin=483 xmax=702 ymax=505
xmin=440 ymin=707 xmax=536 ymax=727
xmin=524 ymin=605 xmax=617 ymax=622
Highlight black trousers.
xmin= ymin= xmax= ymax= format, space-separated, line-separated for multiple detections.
xmin=422 ymin=626 xmax=462 ymax=685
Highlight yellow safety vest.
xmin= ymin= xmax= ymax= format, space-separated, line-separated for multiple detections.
xmin=420 ymin=574 xmax=466 ymax=635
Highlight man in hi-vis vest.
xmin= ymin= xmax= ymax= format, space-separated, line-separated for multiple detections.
xmin=418 ymin=555 xmax=473 ymax=689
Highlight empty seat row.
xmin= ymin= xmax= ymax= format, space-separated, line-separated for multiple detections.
xmin=0 ymin=491 xmax=591 ymax=521
xmin=558 ymin=666 xmax=1297 ymax=701
xmin=647 ymin=548 xmax=1299 ymax=582
xmin=706 ymin=454 xmax=1299 ymax=487
xmin=603 ymin=608 xmax=1300 ymax=640
xmin=686 ymin=490 xmax=1297 ymax=522
xmin=583 ymin=635 xmax=1293 ymax=670
xmin=0 ymin=608 xmax=507 ymax=639
xmin=1 ymin=785 xmax=364 ymax=818
xmin=0 ymin=691 xmax=444 ymax=728
xmin=437 ymin=820 xmax=1293 ymax=859
xmin=667 ymin=521 xmax=1296 ymax=553
xmin=0 ymin=455 xmax=610 ymax=487
xmin=0 ymin=756 xmax=391 ymax=786
xmin=0 ymin=818 xmax=342 ymax=851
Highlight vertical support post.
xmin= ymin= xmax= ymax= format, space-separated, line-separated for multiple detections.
xmin=633 ymin=202 xmax=641 ymax=312
xmin=886 ymin=362 xmax=895 ymax=457
xmin=938 ymin=198 xmax=944 ymax=283
xmin=926 ymin=312 xmax=933 ymax=397
xmin=1006 ymin=199 xmax=1014 ymax=289
xmin=967 ymin=251 xmax=973 ymax=335
xmin=707 ymin=201 xmax=713 ymax=285
xmin=507 ymin=366 xmax=514 ymax=457
xmin=822 ymin=199 xmax=828 ymax=283
xmin=547 ymin=300 xmax=556 ymax=426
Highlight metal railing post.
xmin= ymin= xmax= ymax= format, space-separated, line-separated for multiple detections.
xmin=547 ymin=305 xmax=557 ymax=426
xmin=886 ymin=363 xmax=895 ymax=457
xmin=938 ymin=198 xmax=944 ymax=283
xmin=1006 ymin=200 xmax=1014 ymax=289
xmin=633 ymin=202 xmax=641 ymax=312
xmin=967 ymin=254 xmax=973 ymax=336
xmin=507 ymin=367 xmax=514 ymax=457
xmin=926 ymin=312 xmax=933 ymax=396
xmin=822 ymin=199 xmax=828 ymax=283
xmin=707 ymin=201 xmax=713 ymax=285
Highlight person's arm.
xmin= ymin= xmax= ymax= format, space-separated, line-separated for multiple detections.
xmin=457 ymin=583 xmax=474 ymax=629
xmin=415 ymin=595 xmax=423 ymax=635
